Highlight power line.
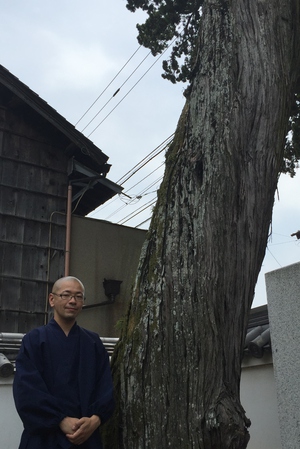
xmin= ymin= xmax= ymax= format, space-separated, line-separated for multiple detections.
xmin=135 ymin=216 xmax=152 ymax=228
xmin=75 ymin=45 xmax=142 ymax=127
xmin=80 ymin=49 xmax=153 ymax=133
xmin=117 ymin=134 xmax=173 ymax=184
xmin=88 ymin=160 xmax=166 ymax=221
xmin=77 ymin=24 xmax=184 ymax=133
xmin=123 ymin=161 xmax=165 ymax=194
xmin=118 ymin=198 xmax=157 ymax=226
xmin=268 ymin=240 xmax=296 ymax=246
xmin=135 ymin=175 xmax=163 ymax=197
xmin=104 ymin=175 xmax=163 ymax=221
xmin=87 ymin=158 xmax=165 ymax=219
xmin=266 ymin=247 xmax=282 ymax=267
xmin=86 ymin=36 xmax=178 ymax=137
xmin=88 ymin=136 xmax=172 ymax=221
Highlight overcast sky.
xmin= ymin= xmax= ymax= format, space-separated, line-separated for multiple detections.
xmin=1 ymin=1 xmax=300 ymax=307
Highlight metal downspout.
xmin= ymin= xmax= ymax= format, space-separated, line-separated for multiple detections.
xmin=65 ymin=184 xmax=72 ymax=276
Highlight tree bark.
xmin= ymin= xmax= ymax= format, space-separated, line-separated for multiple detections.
xmin=105 ymin=1 xmax=300 ymax=448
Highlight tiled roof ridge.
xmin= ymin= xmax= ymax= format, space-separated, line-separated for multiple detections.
xmin=0 ymin=305 xmax=271 ymax=377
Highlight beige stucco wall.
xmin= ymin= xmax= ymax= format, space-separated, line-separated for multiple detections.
xmin=69 ymin=216 xmax=147 ymax=337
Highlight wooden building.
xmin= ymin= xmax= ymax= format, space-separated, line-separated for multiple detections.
xmin=0 ymin=65 xmax=122 ymax=333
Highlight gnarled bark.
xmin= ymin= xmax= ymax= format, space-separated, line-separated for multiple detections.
xmin=105 ymin=1 xmax=300 ymax=448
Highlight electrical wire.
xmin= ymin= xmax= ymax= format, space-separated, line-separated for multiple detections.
xmin=88 ymin=136 xmax=172 ymax=221
xmin=117 ymin=134 xmax=173 ymax=184
xmin=268 ymin=240 xmax=296 ymax=246
xmin=78 ymin=30 xmax=184 ymax=225
xmin=75 ymin=45 xmax=142 ymax=127
xmin=118 ymin=198 xmax=157 ymax=226
xmin=266 ymin=247 xmax=282 ymax=267
xmin=86 ymin=36 xmax=179 ymax=138
xmin=135 ymin=216 xmax=152 ymax=228
xmin=87 ymin=159 xmax=165 ymax=218
xmin=135 ymin=175 xmax=163 ymax=197
xmin=104 ymin=175 xmax=163 ymax=221
xmin=76 ymin=30 xmax=181 ymax=224
xmin=123 ymin=161 xmax=165 ymax=194
xmin=77 ymin=23 xmax=184 ymax=133
xmin=80 ymin=49 xmax=153 ymax=133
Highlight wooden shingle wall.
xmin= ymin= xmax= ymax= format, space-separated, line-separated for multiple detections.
xmin=0 ymin=104 xmax=68 ymax=332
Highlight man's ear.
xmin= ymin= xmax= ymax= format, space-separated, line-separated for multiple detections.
xmin=48 ymin=294 xmax=54 ymax=308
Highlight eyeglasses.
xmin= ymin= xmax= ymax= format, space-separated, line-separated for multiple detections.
xmin=51 ymin=292 xmax=85 ymax=302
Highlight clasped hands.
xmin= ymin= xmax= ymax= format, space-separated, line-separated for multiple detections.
xmin=60 ymin=415 xmax=101 ymax=445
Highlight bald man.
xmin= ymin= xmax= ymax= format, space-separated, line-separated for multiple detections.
xmin=13 ymin=276 xmax=114 ymax=449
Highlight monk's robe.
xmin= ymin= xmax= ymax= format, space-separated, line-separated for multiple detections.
xmin=13 ymin=319 xmax=114 ymax=449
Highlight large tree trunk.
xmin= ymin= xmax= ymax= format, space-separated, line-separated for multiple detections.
xmin=106 ymin=1 xmax=300 ymax=448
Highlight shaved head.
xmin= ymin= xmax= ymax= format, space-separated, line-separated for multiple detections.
xmin=52 ymin=276 xmax=85 ymax=295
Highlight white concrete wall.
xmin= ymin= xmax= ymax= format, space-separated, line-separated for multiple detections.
xmin=0 ymin=377 xmax=23 ymax=449
xmin=241 ymin=356 xmax=281 ymax=449
xmin=2 ymin=361 xmax=282 ymax=449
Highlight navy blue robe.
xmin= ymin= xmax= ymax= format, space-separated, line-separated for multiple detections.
xmin=13 ymin=319 xmax=115 ymax=449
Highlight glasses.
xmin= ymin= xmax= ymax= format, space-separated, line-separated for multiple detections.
xmin=51 ymin=292 xmax=85 ymax=302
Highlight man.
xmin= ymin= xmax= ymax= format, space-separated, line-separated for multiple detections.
xmin=13 ymin=276 xmax=115 ymax=449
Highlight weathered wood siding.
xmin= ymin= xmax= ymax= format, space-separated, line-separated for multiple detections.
xmin=0 ymin=104 xmax=68 ymax=332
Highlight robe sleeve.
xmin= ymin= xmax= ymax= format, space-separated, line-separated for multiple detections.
xmin=84 ymin=334 xmax=115 ymax=424
xmin=13 ymin=331 xmax=66 ymax=433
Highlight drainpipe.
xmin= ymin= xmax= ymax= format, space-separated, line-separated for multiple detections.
xmin=65 ymin=184 xmax=72 ymax=276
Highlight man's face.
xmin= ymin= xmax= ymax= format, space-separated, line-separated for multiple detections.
xmin=49 ymin=278 xmax=84 ymax=322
